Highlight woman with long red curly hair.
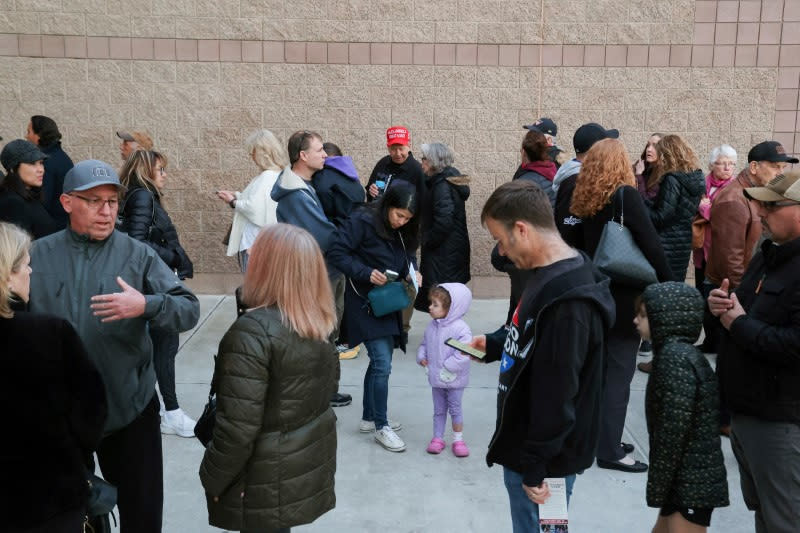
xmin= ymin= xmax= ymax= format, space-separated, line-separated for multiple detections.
xmin=562 ymin=138 xmax=673 ymax=473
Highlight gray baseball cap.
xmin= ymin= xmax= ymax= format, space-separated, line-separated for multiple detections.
xmin=63 ymin=159 xmax=127 ymax=194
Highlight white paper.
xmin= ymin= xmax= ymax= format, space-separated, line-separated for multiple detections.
xmin=538 ymin=477 xmax=569 ymax=532
xmin=409 ymin=261 xmax=419 ymax=292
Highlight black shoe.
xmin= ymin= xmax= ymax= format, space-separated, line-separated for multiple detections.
xmin=638 ymin=340 xmax=652 ymax=357
xmin=621 ymin=442 xmax=634 ymax=454
xmin=330 ymin=392 xmax=352 ymax=407
xmin=597 ymin=458 xmax=648 ymax=473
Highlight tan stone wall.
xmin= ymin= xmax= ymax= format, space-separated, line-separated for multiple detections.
xmin=1 ymin=0 xmax=798 ymax=293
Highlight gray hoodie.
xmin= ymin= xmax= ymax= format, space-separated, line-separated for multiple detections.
xmin=551 ymin=158 xmax=582 ymax=194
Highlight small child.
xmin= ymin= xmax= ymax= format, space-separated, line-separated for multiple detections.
xmin=634 ymin=282 xmax=728 ymax=532
xmin=417 ymin=283 xmax=472 ymax=457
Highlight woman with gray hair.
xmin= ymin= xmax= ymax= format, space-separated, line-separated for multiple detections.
xmin=414 ymin=142 xmax=471 ymax=310
xmin=216 ymin=129 xmax=288 ymax=271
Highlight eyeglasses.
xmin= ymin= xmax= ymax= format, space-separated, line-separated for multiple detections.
xmin=70 ymin=194 xmax=119 ymax=211
xmin=760 ymin=200 xmax=800 ymax=211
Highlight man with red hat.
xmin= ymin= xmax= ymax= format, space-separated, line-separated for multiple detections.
xmin=365 ymin=126 xmax=425 ymax=204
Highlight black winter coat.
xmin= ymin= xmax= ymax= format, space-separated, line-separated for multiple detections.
xmin=0 ymin=310 xmax=107 ymax=529
xmin=120 ymin=186 xmax=193 ymax=279
xmin=365 ymin=153 xmax=426 ymax=204
xmin=328 ymin=207 xmax=415 ymax=350
xmin=0 ymin=188 xmax=58 ymax=239
xmin=645 ymin=170 xmax=705 ymax=280
xmin=311 ymin=166 xmax=365 ymax=227
xmin=717 ymin=237 xmax=800 ymax=422
xmin=642 ymin=282 xmax=728 ymax=510
xmin=417 ymin=167 xmax=470 ymax=308
xmin=40 ymin=141 xmax=73 ymax=229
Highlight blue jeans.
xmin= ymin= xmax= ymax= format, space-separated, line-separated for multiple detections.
xmin=362 ymin=336 xmax=394 ymax=430
xmin=503 ymin=468 xmax=576 ymax=533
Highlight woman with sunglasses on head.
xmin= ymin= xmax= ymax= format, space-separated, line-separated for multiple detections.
xmin=0 ymin=139 xmax=58 ymax=239
xmin=0 ymin=221 xmax=107 ymax=532
xmin=118 ymin=150 xmax=195 ymax=438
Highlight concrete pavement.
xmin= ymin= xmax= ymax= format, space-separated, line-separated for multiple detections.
xmin=141 ymin=295 xmax=754 ymax=532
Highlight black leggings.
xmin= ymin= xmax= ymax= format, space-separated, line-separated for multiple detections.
xmin=150 ymin=326 xmax=180 ymax=411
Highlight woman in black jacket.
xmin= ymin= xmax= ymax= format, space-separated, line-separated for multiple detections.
xmin=328 ymin=184 xmax=420 ymax=453
xmin=564 ymin=139 xmax=674 ymax=473
xmin=642 ymin=135 xmax=705 ymax=280
xmin=0 ymin=221 xmax=107 ymax=532
xmin=414 ymin=142 xmax=470 ymax=310
xmin=26 ymin=115 xmax=74 ymax=228
xmin=0 ymin=140 xmax=58 ymax=239
xmin=119 ymin=150 xmax=195 ymax=438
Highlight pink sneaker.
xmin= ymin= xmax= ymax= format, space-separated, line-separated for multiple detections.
xmin=452 ymin=440 xmax=470 ymax=457
xmin=426 ymin=437 xmax=446 ymax=454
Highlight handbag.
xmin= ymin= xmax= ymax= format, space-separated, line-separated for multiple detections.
xmin=84 ymin=471 xmax=117 ymax=533
xmin=593 ymin=188 xmax=658 ymax=288
xmin=194 ymin=353 xmax=218 ymax=448
xmin=368 ymin=281 xmax=410 ymax=317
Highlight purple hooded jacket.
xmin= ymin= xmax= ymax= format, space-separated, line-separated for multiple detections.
xmin=416 ymin=283 xmax=473 ymax=389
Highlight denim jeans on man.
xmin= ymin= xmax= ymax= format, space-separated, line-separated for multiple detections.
xmin=503 ymin=468 xmax=575 ymax=533
xmin=362 ymin=336 xmax=394 ymax=430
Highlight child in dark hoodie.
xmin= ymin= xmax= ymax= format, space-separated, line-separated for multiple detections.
xmin=417 ymin=283 xmax=472 ymax=457
xmin=635 ymin=282 xmax=728 ymax=532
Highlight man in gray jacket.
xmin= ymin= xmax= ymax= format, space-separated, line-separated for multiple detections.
xmin=28 ymin=159 xmax=200 ymax=533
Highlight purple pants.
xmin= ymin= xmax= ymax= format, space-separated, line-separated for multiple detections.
xmin=432 ymin=387 xmax=464 ymax=439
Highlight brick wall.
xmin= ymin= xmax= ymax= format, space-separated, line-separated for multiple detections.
xmin=0 ymin=0 xmax=798 ymax=294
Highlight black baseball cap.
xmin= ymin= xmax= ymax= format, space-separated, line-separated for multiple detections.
xmin=523 ymin=117 xmax=557 ymax=137
xmin=573 ymin=123 xmax=619 ymax=154
xmin=747 ymin=141 xmax=799 ymax=164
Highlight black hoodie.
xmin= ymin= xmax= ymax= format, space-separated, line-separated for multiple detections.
xmin=365 ymin=152 xmax=426 ymax=203
xmin=484 ymin=253 xmax=615 ymax=486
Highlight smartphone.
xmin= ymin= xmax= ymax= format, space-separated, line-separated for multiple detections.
xmin=384 ymin=269 xmax=399 ymax=282
xmin=445 ymin=338 xmax=485 ymax=359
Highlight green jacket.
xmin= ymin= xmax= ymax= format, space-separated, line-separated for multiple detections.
xmin=643 ymin=282 xmax=729 ymax=509
xmin=29 ymin=228 xmax=199 ymax=433
xmin=200 ymin=307 xmax=338 ymax=531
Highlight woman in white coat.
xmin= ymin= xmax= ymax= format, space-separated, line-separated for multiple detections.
xmin=217 ymin=129 xmax=288 ymax=271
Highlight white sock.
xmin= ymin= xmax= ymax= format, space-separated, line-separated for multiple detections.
xmin=453 ymin=431 xmax=463 ymax=442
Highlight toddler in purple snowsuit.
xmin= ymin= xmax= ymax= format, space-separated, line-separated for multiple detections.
xmin=417 ymin=283 xmax=472 ymax=457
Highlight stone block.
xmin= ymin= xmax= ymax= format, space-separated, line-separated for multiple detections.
xmin=132 ymin=17 xmax=176 ymax=38
xmin=0 ymin=13 xmax=40 ymax=35
xmin=180 ymin=147 xmax=221 ymax=170
xmin=761 ymin=0 xmax=784 ymax=21
xmin=759 ymin=22 xmax=782 ymax=44
xmin=88 ymin=59 xmax=132 ymax=81
xmin=607 ymin=23 xmax=650 ymax=45
xmin=19 ymin=35 xmax=42 ymax=57
xmin=178 ymin=105 xmax=220 ymax=128
xmin=630 ymin=0 xmax=672 ymax=22
xmin=176 ymin=17 xmax=221 ymax=40
xmin=109 ymin=38 xmax=132 ymax=59
xmin=63 ymin=81 xmax=110 ymax=104
xmin=198 ymin=40 xmax=220 ymax=62
xmin=348 ymin=20 xmax=391 ymax=43
xmin=86 ymin=37 xmax=109 ymax=59
xmin=778 ymin=67 xmax=800 ymax=88
xmin=87 ymin=15 xmax=131 ymax=37
xmin=780 ymin=45 xmax=800 ymax=66
xmin=347 ymin=108 xmax=392 ymax=129
xmin=198 ymin=83 xmax=242 ymax=106
xmin=40 ymin=13 xmax=85 ymax=35
xmin=392 ymin=22 xmax=437 ymax=43
xmin=433 ymin=66 xmax=477 ymax=87
xmin=242 ymin=41 xmax=262 ymax=62
xmin=263 ymin=106 xmax=307 ymax=129
xmin=135 ymin=101 xmax=178 ymax=128
xmin=283 ymin=85 xmax=327 ymax=107
xmin=435 ymin=22 xmax=478 ymax=44
xmin=734 ymin=67 xmax=777 ymax=88
xmin=222 ymin=63 xmax=262 ymax=84
xmin=176 ymin=62 xmax=220 ymax=83
xmin=241 ymin=84 xmax=283 ymax=107
xmin=42 ymin=58 xmax=87 ymax=81
xmin=456 ymin=87 xmax=499 ymax=109
xmin=389 ymin=65 xmax=432 ymax=87
xmin=131 ymin=38 xmax=154 ymax=60
xmin=477 ymin=22 xmax=521 ymax=44
xmin=413 ymin=43 xmax=434 ymax=65
xmin=562 ymin=66 xmax=604 ymax=88
xmin=90 ymin=102 xmax=132 ymax=124
xmin=434 ymin=108 xmax=476 ymax=130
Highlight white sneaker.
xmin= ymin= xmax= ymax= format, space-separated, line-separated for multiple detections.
xmin=359 ymin=419 xmax=402 ymax=433
xmin=161 ymin=408 xmax=196 ymax=438
xmin=374 ymin=426 xmax=406 ymax=452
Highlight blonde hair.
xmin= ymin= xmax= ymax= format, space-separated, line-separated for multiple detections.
xmin=119 ymin=150 xmax=168 ymax=196
xmin=571 ymin=139 xmax=636 ymax=218
xmin=242 ymin=223 xmax=335 ymax=341
xmin=245 ymin=129 xmax=288 ymax=171
xmin=0 ymin=222 xmax=31 ymax=318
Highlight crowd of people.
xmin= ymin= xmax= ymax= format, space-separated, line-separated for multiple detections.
xmin=1 ymin=114 xmax=798 ymax=533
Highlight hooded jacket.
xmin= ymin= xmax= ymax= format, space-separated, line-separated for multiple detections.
xmin=484 ymin=254 xmax=616 ymax=487
xmin=271 ymin=166 xmax=339 ymax=277
xmin=416 ymin=283 xmax=473 ymax=389
xmin=646 ymin=169 xmax=705 ymax=280
xmin=312 ymin=156 xmax=365 ymax=227
xmin=366 ymin=152 xmax=425 ymax=203
xmin=642 ymin=282 xmax=729 ymax=510
xmin=120 ymin=186 xmax=193 ymax=279
xmin=29 ymin=228 xmax=200 ymax=433
xmin=551 ymin=158 xmax=582 ymax=194
xmin=419 ymin=166 xmax=471 ymax=291
xmin=200 ymin=306 xmax=338 ymax=531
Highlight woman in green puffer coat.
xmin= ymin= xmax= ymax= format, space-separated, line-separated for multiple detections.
xmin=200 ymin=223 xmax=339 ymax=533
xmin=635 ymin=282 xmax=728 ymax=532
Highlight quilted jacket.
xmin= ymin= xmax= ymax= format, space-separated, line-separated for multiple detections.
xmin=646 ymin=170 xmax=705 ymax=280
xmin=643 ymin=282 xmax=729 ymax=510
xmin=199 ymin=307 xmax=338 ymax=531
